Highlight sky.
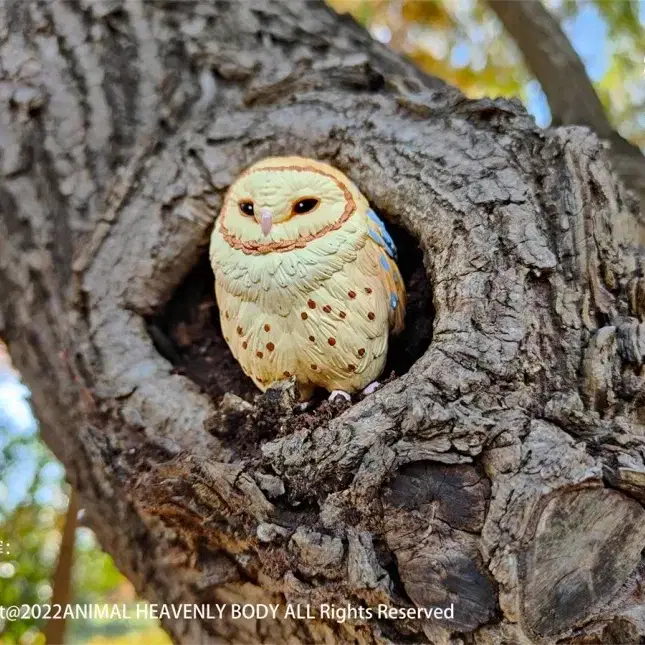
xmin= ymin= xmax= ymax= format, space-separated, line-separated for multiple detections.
xmin=0 ymin=359 xmax=64 ymax=515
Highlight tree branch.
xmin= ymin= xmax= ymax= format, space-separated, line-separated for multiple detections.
xmin=44 ymin=488 xmax=79 ymax=645
xmin=488 ymin=0 xmax=645 ymax=222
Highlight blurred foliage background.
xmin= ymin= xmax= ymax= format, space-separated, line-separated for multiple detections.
xmin=0 ymin=343 xmax=171 ymax=644
xmin=328 ymin=0 xmax=644 ymax=148
xmin=0 ymin=1 xmax=643 ymax=643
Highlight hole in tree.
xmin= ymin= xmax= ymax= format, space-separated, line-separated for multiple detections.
xmin=147 ymin=252 xmax=258 ymax=403
xmin=146 ymin=217 xmax=433 ymax=409
xmin=382 ymin=220 xmax=434 ymax=379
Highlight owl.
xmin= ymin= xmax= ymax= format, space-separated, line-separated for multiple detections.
xmin=209 ymin=156 xmax=406 ymax=402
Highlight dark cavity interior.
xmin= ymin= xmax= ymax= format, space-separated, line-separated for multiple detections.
xmin=147 ymin=220 xmax=433 ymax=407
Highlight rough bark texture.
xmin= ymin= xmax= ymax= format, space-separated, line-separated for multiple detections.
xmin=2 ymin=1 xmax=645 ymax=643
xmin=488 ymin=0 xmax=645 ymax=229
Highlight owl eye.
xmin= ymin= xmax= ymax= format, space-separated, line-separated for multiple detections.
xmin=239 ymin=201 xmax=254 ymax=216
xmin=292 ymin=198 xmax=320 ymax=215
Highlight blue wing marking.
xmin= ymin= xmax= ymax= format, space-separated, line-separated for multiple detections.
xmin=367 ymin=209 xmax=397 ymax=259
xmin=390 ymin=293 xmax=399 ymax=310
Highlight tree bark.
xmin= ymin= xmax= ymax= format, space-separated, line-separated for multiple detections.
xmin=2 ymin=1 xmax=645 ymax=643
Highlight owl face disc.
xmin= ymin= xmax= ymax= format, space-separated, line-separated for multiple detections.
xmin=217 ymin=158 xmax=360 ymax=255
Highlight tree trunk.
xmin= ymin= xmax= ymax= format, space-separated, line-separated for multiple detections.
xmin=2 ymin=1 xmax=645 ymax=643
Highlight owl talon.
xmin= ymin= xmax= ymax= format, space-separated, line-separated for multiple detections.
xmin=329 ymin=390 xmax=351 ymax=402
xmin=296 ymin=400 xmax=314 ymax=412
xmin=362 ymin=381 xmax=380 ymax=395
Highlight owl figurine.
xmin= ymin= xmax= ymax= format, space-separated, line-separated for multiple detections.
xmin=209 ymin=156 xmax=406 ymax=402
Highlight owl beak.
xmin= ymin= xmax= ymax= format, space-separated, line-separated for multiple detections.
xmin=259 ymin=208 xmax=273 ymax=236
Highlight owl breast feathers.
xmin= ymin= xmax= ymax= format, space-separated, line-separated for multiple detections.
xmin=209 ymin=156 xmax=406 ymax=399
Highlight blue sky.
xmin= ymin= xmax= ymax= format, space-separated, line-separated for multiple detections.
xmin=0 ymin=365 xmax=64 ymax=514
xmin=564 ymin=3 xmax=608 ymax=82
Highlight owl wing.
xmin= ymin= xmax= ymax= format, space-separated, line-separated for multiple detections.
xmin=366 ymin=208 xmax=397 ymax=259
xmin=362 ymin=209 xmax=406 ymax=334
